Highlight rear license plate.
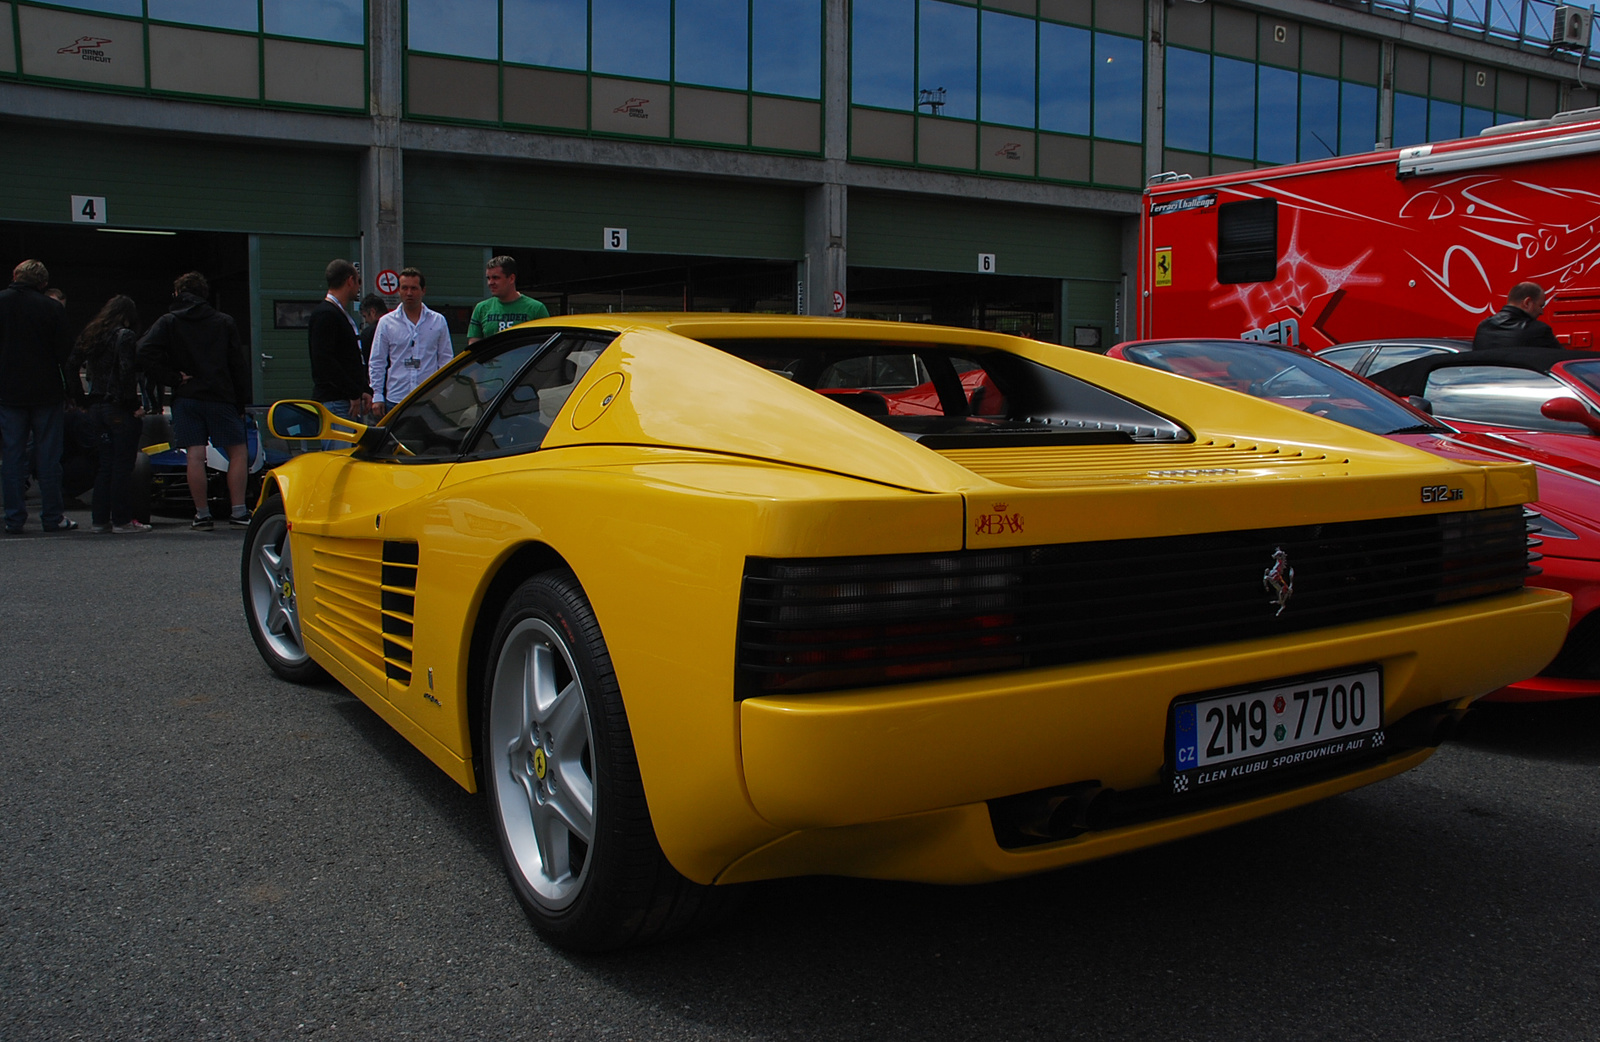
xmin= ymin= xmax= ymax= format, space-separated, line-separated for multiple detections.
xmin=1171 ymin=667 xmax=1383 ymax=794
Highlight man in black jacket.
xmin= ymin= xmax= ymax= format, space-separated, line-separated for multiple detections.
xmin=0 ymin=259 xmax=79 ymax=534
xmin=138 ymin=271 xmax=254 ymax=530
xmin=308 ymin=259 xmax=372 ymax=450
xmin=1472 ymin=282 xmax=1562 ymax=351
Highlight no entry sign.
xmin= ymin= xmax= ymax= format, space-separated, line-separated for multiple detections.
xmin=375 ymin=269 xmax=399 ymax=294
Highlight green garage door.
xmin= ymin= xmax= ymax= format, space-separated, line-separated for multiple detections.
xmin=0 ymin=123 xmax=356 ymax=237
xmin=405 ymin=157 xmax=804 ymax=260
xmin=254 ymin=235 xmax=361 ymax=403
xmin=850 ymin=190 xmax=1123 ymax=280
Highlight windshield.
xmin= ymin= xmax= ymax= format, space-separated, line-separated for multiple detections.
xmin=701 ymin=339 xmax=1191 ymax=446
xmin=1562 ymin=360 xmax=1600 ymax=399
xmin=1118 ymin=340 xmax=1442 ymax=436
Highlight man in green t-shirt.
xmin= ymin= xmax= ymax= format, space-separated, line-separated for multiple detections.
xmin=467 ymin=255 xmax=549 ymax=344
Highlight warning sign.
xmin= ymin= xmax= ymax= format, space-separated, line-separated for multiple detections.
xmin=375 ymin=269 xmax=400 ymax=294
xmin=1153 ymin=248 xmax=1173 ymax=288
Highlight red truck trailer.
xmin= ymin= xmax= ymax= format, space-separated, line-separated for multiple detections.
xmin=1138 ymin=107 xmax=1600 ymax=350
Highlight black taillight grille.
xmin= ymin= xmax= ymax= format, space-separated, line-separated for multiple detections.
xmin=737 ymin=506 xmax=1532 ymax=695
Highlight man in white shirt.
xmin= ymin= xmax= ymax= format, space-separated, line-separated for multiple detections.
xmin=368 ymin=267 xmax=454 ymax=417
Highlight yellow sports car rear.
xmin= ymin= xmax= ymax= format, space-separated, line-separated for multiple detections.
xmin=242 ymin=315 xmax=1568 ymax=951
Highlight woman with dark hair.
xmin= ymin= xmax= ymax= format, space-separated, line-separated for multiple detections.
xmin=74 ymin=295 xmax=152 ymax=533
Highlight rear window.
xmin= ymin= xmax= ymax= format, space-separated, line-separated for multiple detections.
xmin=1422 ymin=366 xmax=1592 ymax=434
xmin=1366 ymin=344 xmax=1456 ymax=376
xmin=702 ymin=339 xmax=1190 ymax=446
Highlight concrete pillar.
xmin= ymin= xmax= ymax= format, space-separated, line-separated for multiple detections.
xmin=803 ymin=183 xmax=847 ymax=316
xmin=1120 ymin=214 xmax=1139 ymax=345
xmin=360 ymin=0 xmax=404 ymax=301
xmin=1145 ymin=0 xmax=1165 ymax=182
xmin=824 ymin=0 xmax=848 ymax=162
xmin=1377 ymin=40 xmax=1395 ymax=150
xmin=802 ymin=0 xmax=850 ymax=316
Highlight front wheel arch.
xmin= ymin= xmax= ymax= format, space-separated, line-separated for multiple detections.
xmin=467 ymin=541 xmax=575 ymax=788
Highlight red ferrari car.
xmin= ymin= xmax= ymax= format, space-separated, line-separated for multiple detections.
xmin=814 ymin=354 xmax=1002 ymax=416
xmin=1112 ymin=339 xmax=1600 ymax=702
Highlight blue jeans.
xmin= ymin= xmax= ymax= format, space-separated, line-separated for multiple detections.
xmin=0 ymin=402 xmax=65 ymax=531
xmin=320 ymin=399 xmax=352 ymax=451
xmin=90 ymin=402 xmax=141 ymax=526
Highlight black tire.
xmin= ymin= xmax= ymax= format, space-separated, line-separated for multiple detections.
xmin=129 ymin=451 xmax=152 ymax=524
xmin=139 ymin=413 xmax=173 ymax=449
xmin=241 ymin=494 xmax=326 ymax=684
xmin=482 ymin=569 xmax=735 ymax=952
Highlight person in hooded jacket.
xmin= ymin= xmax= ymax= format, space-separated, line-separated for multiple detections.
xmin=0 ymin=259 xmax=79 ymax=534
xmin=1472 ymin=282 xmax=1563 ymax=351
xmin=74 ymin=294 xmax=151 ymax=534
xmin=137 ymin=271 xmax=253 ymax=531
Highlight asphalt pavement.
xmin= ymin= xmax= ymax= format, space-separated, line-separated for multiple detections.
xmin=4 ymin=507 xmax=1599 ymax=1040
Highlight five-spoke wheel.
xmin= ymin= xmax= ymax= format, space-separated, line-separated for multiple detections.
xmin=489 ymin=617 xmax=596 ymax=910
xmin=241 ymin=495 xmax=325 ymax=683
xmin=482 ymin=570 xmax=733 ymax=951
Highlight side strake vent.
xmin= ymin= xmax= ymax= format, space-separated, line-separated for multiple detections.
xmin=381 ymin=541 xmax=418 ymax=684
xmin=736 ymin=506 xmax=1531 ymax=695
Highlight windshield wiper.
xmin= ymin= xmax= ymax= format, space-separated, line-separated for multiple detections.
xmin=1384 ymin=423 xmax=1450 ymax=435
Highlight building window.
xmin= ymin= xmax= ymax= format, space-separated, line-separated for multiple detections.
xmin=504 ymin=0 xmax=587 ymax=69
xmin=404 ymin=0 xmax=824 ymax=153
xmin=848 ymin=0 xmax=1145 ymax=188
xmin=9 ymin=0 xmax=367 ymax=109
xmin=149 ymin=0 xmax=257 ymax=32
xmin=1162 ymin=8 xmax=1380 ymax=176
xmin=265 ymin=0 xmax=366 ymax=45
xmin=852 ymin=0 xmax=915 ymax=110
xmin=1038 ymin=21 xmax=1091 ymax=137
xmin=918 ymin=0 xmax=977 ymax=120
xmin=410 ymin=0 xmax=497 ymax=59
xmin=754 ymin=0 xmax=822 ymax=99
xmin=1389 ymin=49 xmax=1555 ymax=147
xmin=981 ymin=10 xmax=1035 ymax=129
xmin=1093 ymin=31 xmax=1144 ymax=144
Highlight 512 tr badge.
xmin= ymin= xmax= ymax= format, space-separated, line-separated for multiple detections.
xmin=1420 ymin=484 xmax=1464 ymax=503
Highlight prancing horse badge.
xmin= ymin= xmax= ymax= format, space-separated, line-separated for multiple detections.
xmin=1263 ymin=547 xmax=1294 ymax=616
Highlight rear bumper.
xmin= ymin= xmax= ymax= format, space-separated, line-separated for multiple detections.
xmin=1487 ymin=556 xmax=1600 ymax=702
xmin=729 ymin=587 xmax=1568 ymax=883
xmin=720 ymin=747 xmax=1435 ymax=885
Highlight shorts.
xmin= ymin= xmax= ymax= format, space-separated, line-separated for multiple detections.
xmin=171 ymin=397 xmax=246 ymax=450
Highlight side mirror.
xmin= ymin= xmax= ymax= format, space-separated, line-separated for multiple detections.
xmin=267 ymin=400 xmax=365 ymax=444
xmin=1407 ymin=395 xmax=1434 ymax=415
xmin=1539 ymin=396 xmax=1600 ymax=435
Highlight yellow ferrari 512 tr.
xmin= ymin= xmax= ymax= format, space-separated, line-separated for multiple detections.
xmin=244 ymin=315 xmax=1569 ymax=951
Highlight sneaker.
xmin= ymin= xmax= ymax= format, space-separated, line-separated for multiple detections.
xmin=92 ymin=523 xmax=112 ymax=534
xmin=43 ymin=519 xmax=79 ymax=532
xmin=228 ymin=512 xmax=252 ymax=529
xmin=191 ymin=515 xmax=214 ymax=531
xmin=4 ymin=526 xmax=22 ymax=536
xmin=113 ymin=519 xmax=154 ymax=534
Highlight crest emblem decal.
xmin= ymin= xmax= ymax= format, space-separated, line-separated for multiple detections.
xmin=1263 ymin=547 xmax=1294 ymax=616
